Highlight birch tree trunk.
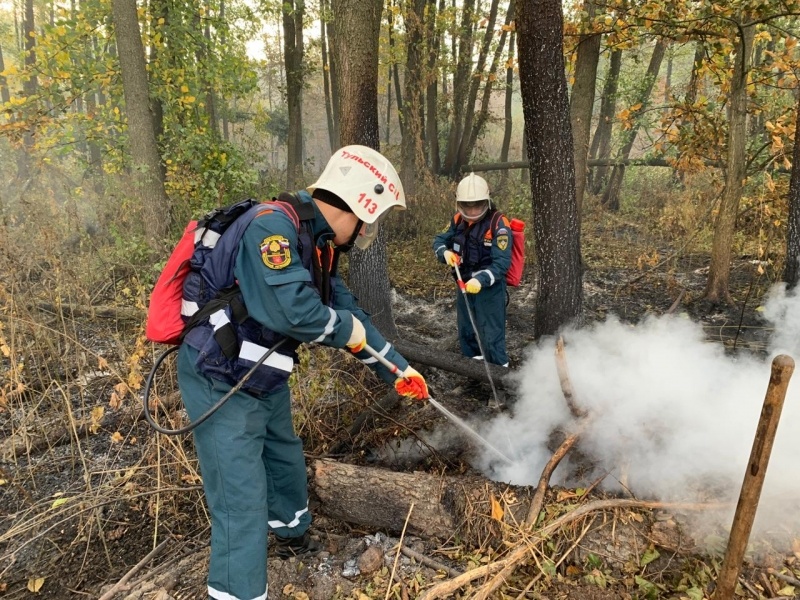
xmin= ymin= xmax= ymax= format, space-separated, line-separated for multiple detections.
xmin=568 ymin=0 xmax=601 ymax=218
xmin=705 ymin=23 xmax=755 ymax=304
xmin=601 ymin=39 xmax=666 ymax=211
xmin=111 ymin=0 xmax=171 ymax=247
xmin=283 ymin=0 xmax=305 ymax=189
xmin=588 ymin=48 xmax=621 ymax=194
xmin=783 ymin=89 xmax=800 ymax=289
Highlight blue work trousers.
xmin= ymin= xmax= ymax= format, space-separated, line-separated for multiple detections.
xmin=177 ymin=345 xmax=310 ymax=600
xmin=456 ymin=281 xmax=508 ymax=366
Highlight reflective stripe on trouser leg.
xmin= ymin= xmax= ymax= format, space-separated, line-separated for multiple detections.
xmin=260 ymin=385 xmax=311 ymax=537
xmin=177 ymin=345 xmax=273 ymax=600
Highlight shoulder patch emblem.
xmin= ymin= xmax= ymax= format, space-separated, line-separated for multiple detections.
xmin=496 ymin=235 xmax=509 ymax=251
xmin=261 ymin=235 xmax=292 ymax=269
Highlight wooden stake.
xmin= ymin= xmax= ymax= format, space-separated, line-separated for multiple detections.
xmin=714 ymin=354 xmax=794 ymax=600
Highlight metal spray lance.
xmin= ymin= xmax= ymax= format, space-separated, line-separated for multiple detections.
xmin=361 ymin=344 xmax=513 ymax=464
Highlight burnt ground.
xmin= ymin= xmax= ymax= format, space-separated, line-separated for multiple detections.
xmin=0 ymin=204 xmax=791 ymax=600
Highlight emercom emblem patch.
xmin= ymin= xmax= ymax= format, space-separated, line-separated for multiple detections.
xmin=261 ymin=235 xmax=292 ymax=269
xmin=496 ymin=235 xmax=509 ymax=251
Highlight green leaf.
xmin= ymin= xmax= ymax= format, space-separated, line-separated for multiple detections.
xmin=640 ymin=546 xmax=660 ymax=567
xmin=52 ymin=497 xmax=69 ymax=508
xmin=686 ymin=586 xmax=704 ymax=600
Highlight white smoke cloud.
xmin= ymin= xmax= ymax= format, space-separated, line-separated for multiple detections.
xmin=474 ymin=284 xmax=800 ymax=546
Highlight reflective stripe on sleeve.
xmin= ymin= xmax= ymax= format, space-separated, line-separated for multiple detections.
xmin=312 ymin=308 xmax=338 ymax=342
xmin=473 ymin=269 xmax=495 ymax=285
xmin=361 ymin=342 xmax=391 ymax=366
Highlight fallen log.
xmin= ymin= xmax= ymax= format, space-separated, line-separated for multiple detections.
xmin=312 ymin=459 xmax=534 ymax=547
xmin=390 ymin=337 xmax=513 ymax=389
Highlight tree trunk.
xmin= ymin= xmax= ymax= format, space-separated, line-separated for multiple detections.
xmin=197 ymin=7 xmax=218 ymax=139
xmin=331 ymin=0 xmax=397 ymax=336
xmin=283 ymin=0 xmax=305 ymax=189
xmin=385 ymin=3 xmax=395 ymax=146
xmin=111 ymin=0 xmax=171 ymax=248
xmin=400 ymin=0 xmax=428 ymax=198
xmin=147 ymin=0 xmax=166 ymax=143
xmin=349 ymin=230 xmax=398 ymax=337
xmin=588 ymin=47 xmax=621 ymax=194
xmin=463 ymin=0 xmax=515 ymax=167
xmin=499 ymin=30 xmax=516 ymax=185
xmin=441 ymin=0 xmax=476 ymax=176
xmin=601 ymin=39 xmax=666 ymax=210
xmin=517 ymin=0 xmax=583 ymax=337
xmin=783 ymin=90 xmax=800 ymax=289
xmin=425 ymin=0 xmax=442 ymax=174
xmin=455 ymin=0 xmax=504 ymax=172
xmin=568 ymin=0 xmax=601 ymax=218
xmin=220 ymin=0 xmax=229 ymax=141
xmin=17 ymin=0 xmax=37 ymax=180
xmin=705 ymin=24 xmax=755 ymax=305
xmin=0 ymin=44 xmax=11 ymax=107
xmin=321 ymin=0 xmax=337 ymax=152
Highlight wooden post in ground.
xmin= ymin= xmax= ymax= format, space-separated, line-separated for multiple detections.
xmin=714 ymin=354 xmax=794 ymax=599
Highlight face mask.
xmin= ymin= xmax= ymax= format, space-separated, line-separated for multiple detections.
xmin=354 ymin=209 xmax=392 ymax=250
xmin=457 ymin=200 xmax=489 ymax=222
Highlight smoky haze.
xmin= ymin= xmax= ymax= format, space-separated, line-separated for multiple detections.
xmin=474 ymin=283 xmax=800 ymax=545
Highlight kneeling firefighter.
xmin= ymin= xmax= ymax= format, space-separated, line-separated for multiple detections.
xmin=177 ymin=145 xmax=429 ymax=600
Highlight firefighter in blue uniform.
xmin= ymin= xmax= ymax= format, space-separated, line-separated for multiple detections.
xmin=433 ymin=173 xmax=512 ymax=367
xmin=177 ymin=146 xmax=429 ymax=600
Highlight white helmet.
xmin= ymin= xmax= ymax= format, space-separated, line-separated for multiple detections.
xmin=308 ymin=145 xmax=406 ymax=249
xmin=456 ymin=173 xmax=491 ymax=222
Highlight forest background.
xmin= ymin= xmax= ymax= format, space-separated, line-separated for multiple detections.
xmin=1 ymin=0 xmax=800 ymax=596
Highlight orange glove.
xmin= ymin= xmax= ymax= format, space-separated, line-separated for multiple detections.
xmin=346 ymin=315 xmax=366 ymax=353
xmin=443 ymin=250 xmax=460 ymax=267
xmin=395 ymin=366 xmax=429 ymax=401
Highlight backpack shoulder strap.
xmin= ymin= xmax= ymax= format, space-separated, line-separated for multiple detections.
xmin=484 ymin=210 xmax=503 ymax=239
xmin=274 ymin=191 xmax=316 ymax=223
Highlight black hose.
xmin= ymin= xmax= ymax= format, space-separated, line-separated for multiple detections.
xmin=142 ymin=339 xmax=287 ymax=435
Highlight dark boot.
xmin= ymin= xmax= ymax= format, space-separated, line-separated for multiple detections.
xmin=273 ymin=531 xmax=322 ymax=559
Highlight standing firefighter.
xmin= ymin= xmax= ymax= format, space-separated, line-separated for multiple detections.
xmin=433 ymin=173 xmax=513 ymax=367
xmin=177 ymin=145 xmax=429 ymax=600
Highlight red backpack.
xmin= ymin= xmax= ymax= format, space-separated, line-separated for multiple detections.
xmin=491 ymin=212 xmax=526 ymax=287
xmin=145 ymin=199 xmax=300 ymax=345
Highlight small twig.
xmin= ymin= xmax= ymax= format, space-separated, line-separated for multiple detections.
xmin=666 ymin=290 xmax=685 ymax=314
xmin=760 ymin=571 xmax=777 ymax=597
xmin=97 ymin=537 xmax=171 ymax=600
xmin=417 ymin=499 xmax=726 ymax=600
xmin=400 ymin=545 xmax=463 ymax=579
xmin=738 ymin=576 xmax=762 ymax=599
xmin=525 ymin=429 xmax=583 ymax=525
xmin=128 ymin=541 xmax=201 ymax=587
xmin=526 ymin=338 xmax=590 ymax=525
xmin=386 ymin=503 xmax=415 ymax=600
xmin=555 ymin=337 xmax=588 ymax=419
xmin=767 ymin=568 xmax=800 ymax=587
xmin=512 ymin=516 xmax=596 ymax=600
